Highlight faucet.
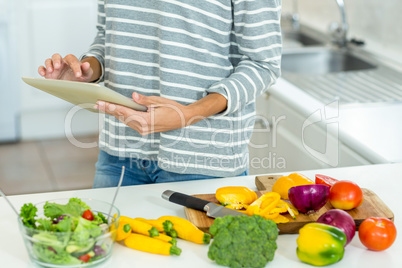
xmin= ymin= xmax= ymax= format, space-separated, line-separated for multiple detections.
xmin=330 ymin=0 xmax=349 ymax=47
xmin=290 ymin=0 xmax=300 ymax=31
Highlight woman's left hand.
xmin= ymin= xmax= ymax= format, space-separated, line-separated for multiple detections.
xmin=95 ymin=92 xmax=195 ymax=135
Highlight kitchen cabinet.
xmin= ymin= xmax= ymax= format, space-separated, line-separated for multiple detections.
xmin=15 ymin=0 xmax=99 ymax=139
xmin=248 ymin=92 xmax=372 ymax=175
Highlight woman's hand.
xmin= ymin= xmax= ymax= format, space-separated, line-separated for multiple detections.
xmin=95 ymin=93 xmax=195 ymax=135
xmin=95 ymin=92 xmax=227 ymax=135
xmin=38 ymin=54 xmax=99 ymax=82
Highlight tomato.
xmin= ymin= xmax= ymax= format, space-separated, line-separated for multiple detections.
xmin=78 ymin=253 xmax=91 ymax=263
xmin=315 ymin=174 xmax=339 ymax=188
xmin=329 ymin=180 xmax=363 ymax=210
xmin=82 ymin=209 xmax=94 ymax=221
xmin=359 ymin=217 xmax=397 ymax=251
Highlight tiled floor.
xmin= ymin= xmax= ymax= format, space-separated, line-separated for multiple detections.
xmin=0 ymin=135 xmax=99 ymax=196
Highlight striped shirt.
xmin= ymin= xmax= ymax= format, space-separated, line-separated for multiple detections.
xmin=83 ymin=0 xmax=282 ymax=178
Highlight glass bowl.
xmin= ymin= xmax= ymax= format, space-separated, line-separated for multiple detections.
xmin=18 ymin=198 xmax=120 ymax=267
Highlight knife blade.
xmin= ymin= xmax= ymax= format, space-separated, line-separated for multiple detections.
xmin=162 ymin=190 xmax=245 ymax=218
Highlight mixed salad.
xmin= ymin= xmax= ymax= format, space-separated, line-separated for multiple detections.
xmin=20 ymin=198 xmax=113 ymax=265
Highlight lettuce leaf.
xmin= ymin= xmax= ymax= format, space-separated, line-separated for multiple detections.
xmin=44 ymin=198 xmax=89 ymax=219
xmin=20 ymin=203 xmax=37 ymax=228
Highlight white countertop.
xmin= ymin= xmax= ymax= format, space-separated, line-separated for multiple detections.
xmin=1 ymin=163 xmax=401 ymax=267
xmin=270 ymin=78 xmax=402 ymax=163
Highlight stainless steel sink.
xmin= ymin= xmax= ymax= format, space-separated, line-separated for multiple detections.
xmin=281 ymin=48 xmax=377 ymax=74
xmin=282 ymin=31 xmax=323 ymax=47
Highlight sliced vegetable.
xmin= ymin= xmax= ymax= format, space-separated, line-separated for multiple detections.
xmin=246 ymin=192 xmax=281 ymax=219
xmin=215 ymin=186 xmax=257 ymax=209
xmin=288 ymin=184 xmax=329 ymax=214
xmin=358 ymin=217 xmax=397 ymax=251
xmin=329 ymin=180 xmax=363 ymax=210
xmin=124 ymin=233 xmax=181 ymax=256
xmin=297 ymin=223 xmax=346 ymax=266
xmin=78 ymin=253 xmax=91 ymax=263
xmin=82 ymin=209 xmax=94 ymax=221
xmin=315 ymin=174 xmax=339 ymax=188
xmin=316 ymin=209 xmax=356 ymax=246
xmin=158 ymin=216 xmax=211 ymax=244
xmin=272 ymin=173 xmax=314 ymax=200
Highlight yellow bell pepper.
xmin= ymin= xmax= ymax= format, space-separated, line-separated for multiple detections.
xmin=245 ymin=192 xmax=281 ymax=219
xmin=297 ymin=223 xmax=346 ymax=266
xmin=272 ymin=173 xmax=314 ymax=200
xmin=215 ymin=186 xmax=257 ymax=210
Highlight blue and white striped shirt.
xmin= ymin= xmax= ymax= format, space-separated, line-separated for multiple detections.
xmin=83 ymin=0 xmax=282 ymax=177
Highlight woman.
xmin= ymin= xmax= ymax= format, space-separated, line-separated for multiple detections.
xmin=38 ymin=0 xmax=282 ymax=187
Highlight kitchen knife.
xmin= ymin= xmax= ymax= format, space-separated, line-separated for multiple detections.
xmin=162 ymin=190 xmax=245 ymax=218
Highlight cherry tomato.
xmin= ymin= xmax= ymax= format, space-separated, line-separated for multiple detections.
xmin=78 ymin=253 xmax=91 ymax=263
xmin=329 ymin=180 xmax=363 ymax=210
xmin=359 ymin=217 xmax=397 ymax=251
xmin=82 ymin=209 xmax=94 ymax=221
xmin=315 ymin=174 xmax=339 ymax=188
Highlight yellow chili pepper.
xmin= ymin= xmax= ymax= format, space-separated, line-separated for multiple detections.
xmin=115 ymin=221 xmax=132 ymax=242
xmin=215 ymin=186 xmax=257 ymax=210
xmin=158 ymin=216 xmax=211 ymax=244
xmin=134 ymin=217 xmax=165 ymax=232
xmin=124 ymin=233 xmax=181 ymax=256
xmin=272 ymin=173 xmax=314 ymax=200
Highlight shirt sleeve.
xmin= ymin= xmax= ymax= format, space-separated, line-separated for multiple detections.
xmin=79 ymin=0 xmax=106 ymax=83
xmin=206 ymin=0 xmax=282 ymax=115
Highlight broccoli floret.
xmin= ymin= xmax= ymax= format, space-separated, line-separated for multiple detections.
xmin=208 ymin=215 xmax=278 ymax=268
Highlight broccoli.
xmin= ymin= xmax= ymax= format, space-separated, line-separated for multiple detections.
xmin=207 ymin=215 xmax=278 ymax=268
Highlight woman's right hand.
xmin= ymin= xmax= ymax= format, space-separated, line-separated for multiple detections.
xmin=38 ymin=53 xmax=95 ymax=82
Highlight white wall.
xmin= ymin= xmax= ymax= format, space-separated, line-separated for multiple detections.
xmin=15 ymin=0 xmax=100 ymax=140
xmin=282 ymin=0 xmax=402 ymax=65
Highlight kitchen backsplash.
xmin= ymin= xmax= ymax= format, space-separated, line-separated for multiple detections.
xmin=282 ymin=0 xmax=402 ymax=65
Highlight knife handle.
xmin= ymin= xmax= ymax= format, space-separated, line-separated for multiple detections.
xmin=162 ymin=190 xmax=209 ymax=212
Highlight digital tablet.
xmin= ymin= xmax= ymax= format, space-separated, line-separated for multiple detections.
xmin=22 ymin=77 xmax=147 ymax=113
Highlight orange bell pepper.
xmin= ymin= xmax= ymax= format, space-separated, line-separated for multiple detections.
xmin=272 ymin=173 xmax=314 ymax=200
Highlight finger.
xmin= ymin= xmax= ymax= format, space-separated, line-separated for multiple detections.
xmin=81 ymin=62 xmax=92 ymax=76
xmin=63 ymin=54 xmax=82 ymax=78
xmin=38 ymin=66 xmax=46 ymax=77
xmin=132 ymin=92 xmax=159 ymax=106
xmin=51 ymin=53 xmax=63 ymax=69
xmin=45 ymin=58 xmax=54 ymax=73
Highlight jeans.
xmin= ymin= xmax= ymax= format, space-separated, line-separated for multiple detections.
xmin=93 ymin=150 xmax=249 ymax=188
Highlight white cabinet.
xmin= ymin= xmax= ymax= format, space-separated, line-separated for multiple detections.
xmin=248 ymin=93 xmax=372 ymax=175
xmin=0 ymin=1 xmax=19 ymax=142
xmin=15 ymin=0 xmax=99 ymax=139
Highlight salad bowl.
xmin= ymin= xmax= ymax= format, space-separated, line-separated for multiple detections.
xmin=18 ymin=198 xmax=120 ymax=267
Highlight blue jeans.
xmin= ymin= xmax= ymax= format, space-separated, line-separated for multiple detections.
xmin=93 ymin=150 xmax=249 ymax=188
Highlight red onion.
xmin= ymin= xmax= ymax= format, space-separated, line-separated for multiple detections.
xmin=94 ymin=245 xmax=106 ymax=256
xmin=316 ymin=209 xmax=356 ymax=246
xmin=288 ymin=185 xmax=329 ymax=214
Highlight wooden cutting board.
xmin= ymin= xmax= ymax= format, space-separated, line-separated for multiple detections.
xmin=184 ymin=175 xmax=394 ymax=234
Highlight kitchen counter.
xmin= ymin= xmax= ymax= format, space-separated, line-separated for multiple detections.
xmin=1 ymin=163 xmax=401 ymax=267
xmin=270 ymin=78 xmax=402 ymax=164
